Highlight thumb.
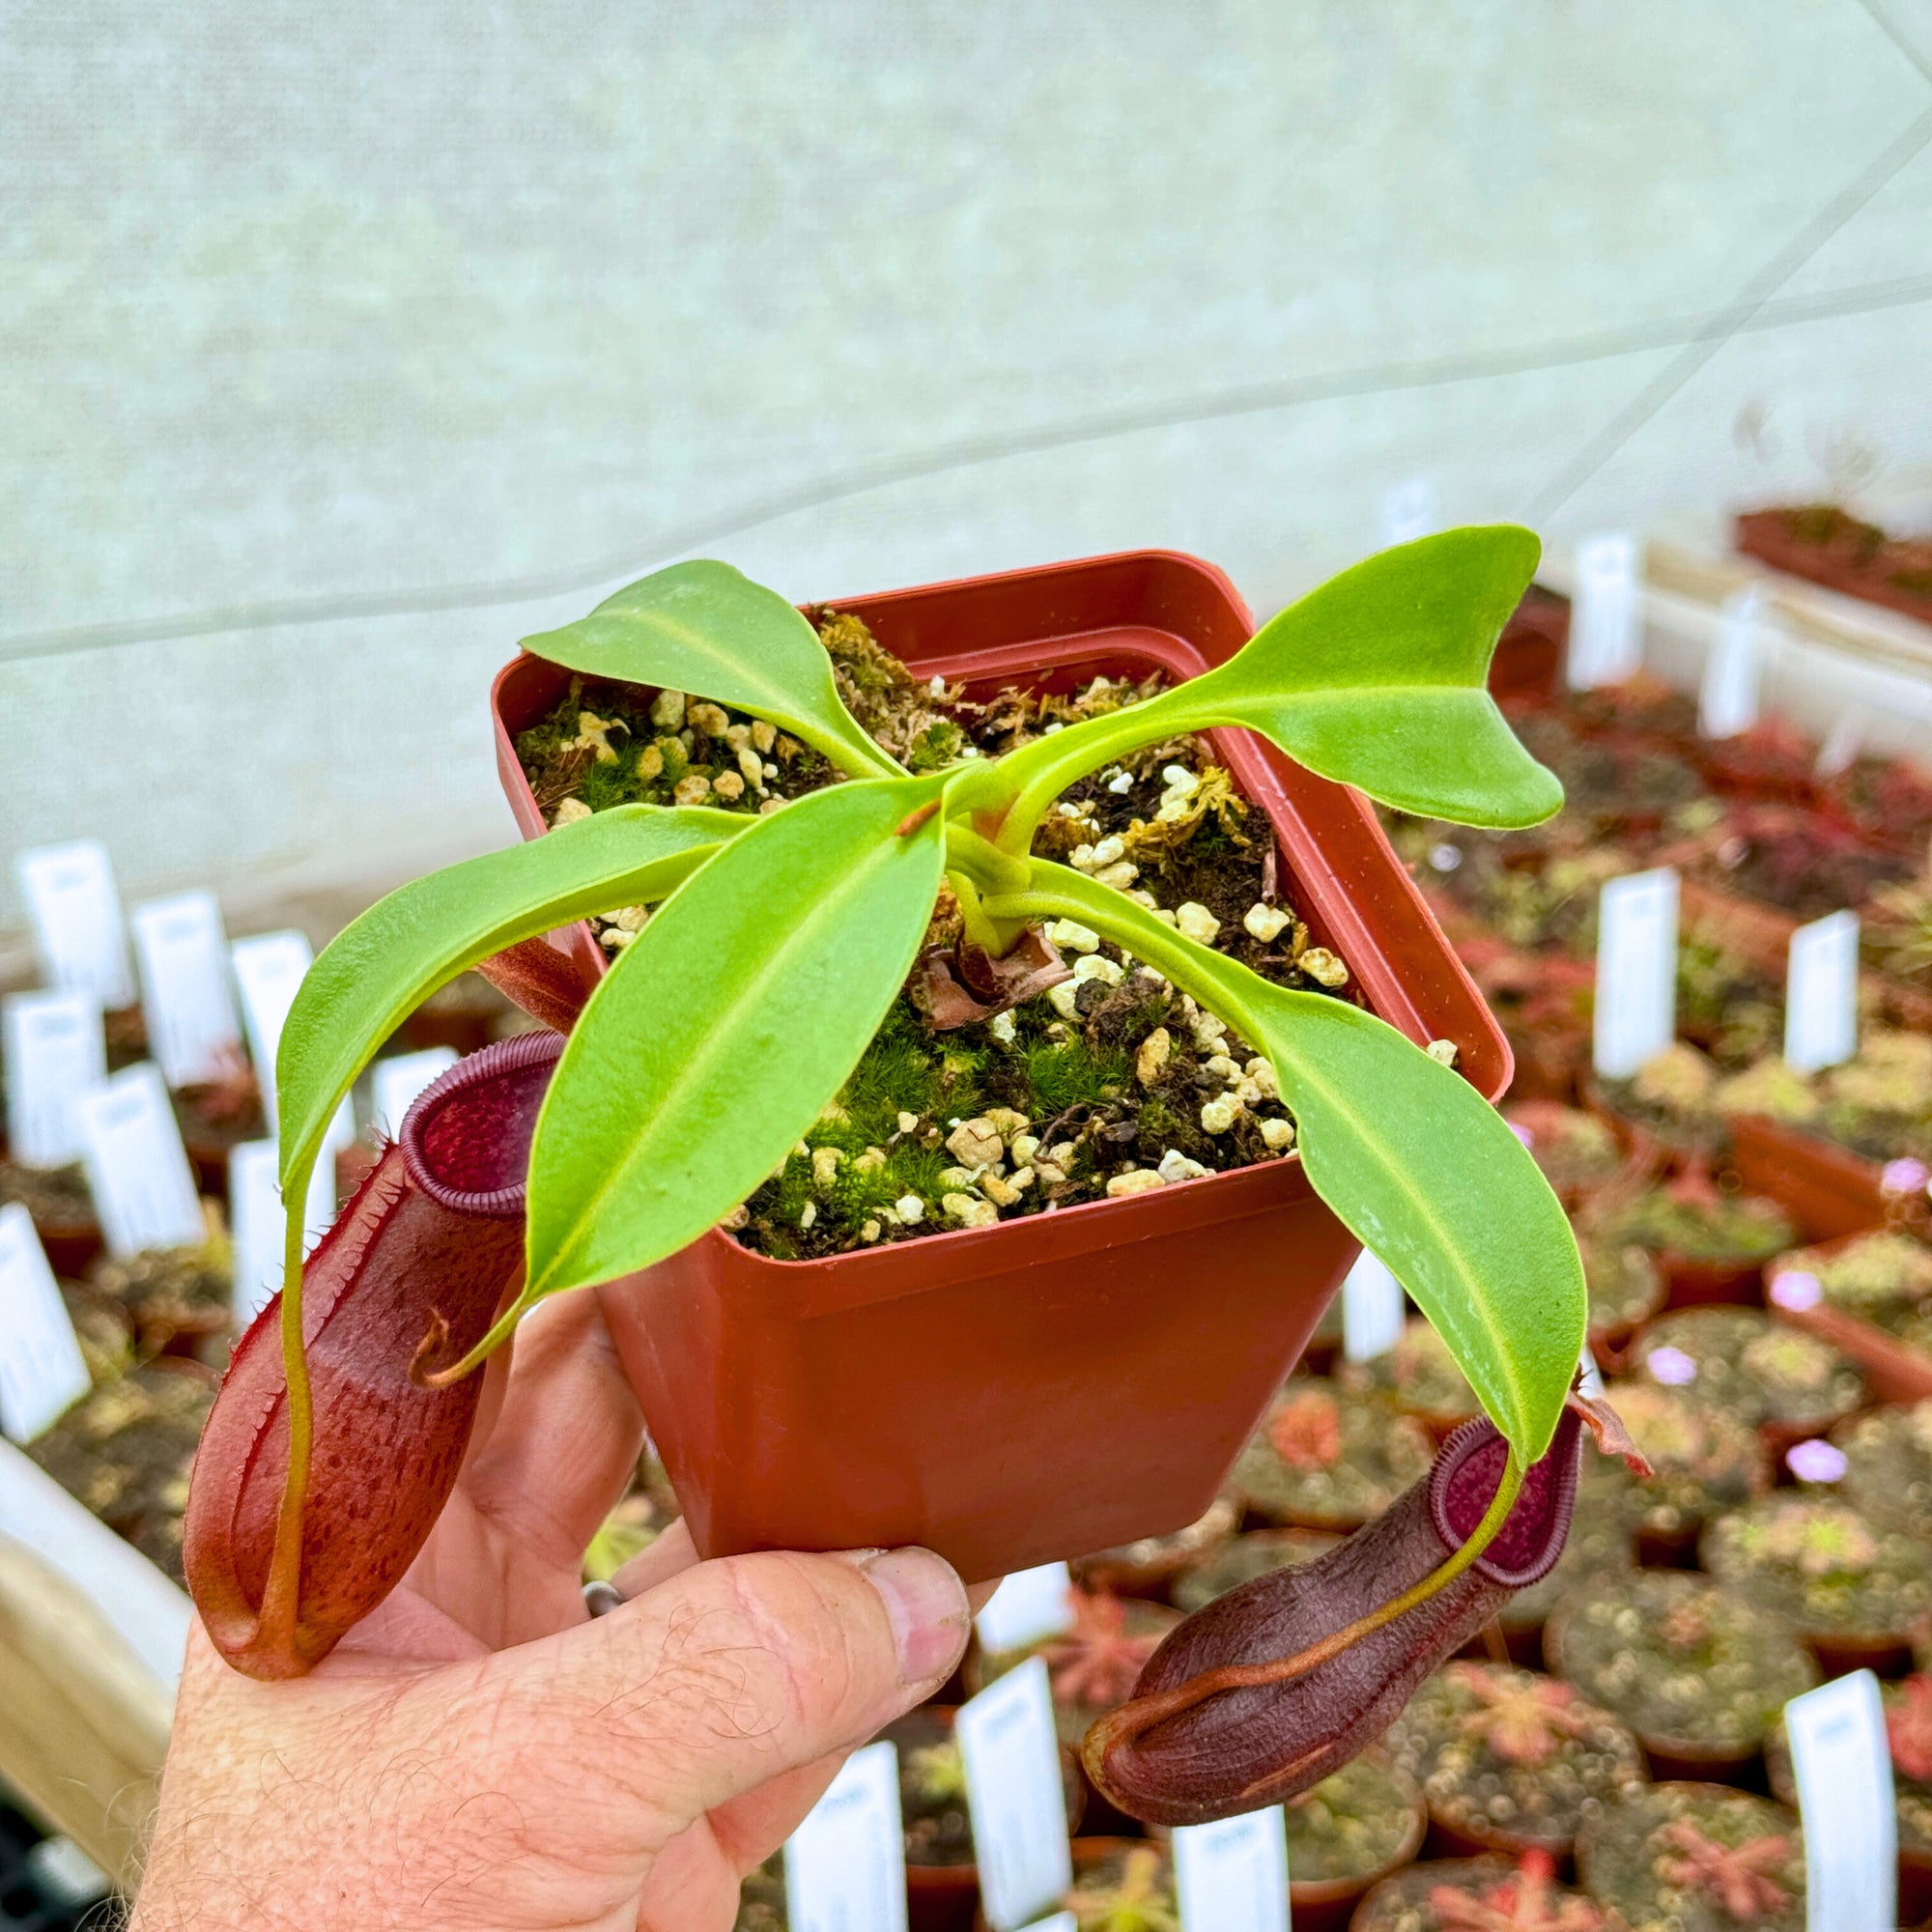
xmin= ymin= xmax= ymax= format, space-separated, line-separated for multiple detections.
xmin=509 ymin=1546 xmax=970 ymax=1837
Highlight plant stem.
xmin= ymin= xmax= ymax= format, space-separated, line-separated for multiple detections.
xmin=258 ymin=1208 xmax=313 ymax=1656
xmin=950 ymin=685 xmax=1224 ymax=858
xmin=981 ymin=865 xmax=1252 ymax=1024
xmin=950 ymin=872 xmax=1028 ymax=959
xmin=942 ymin=821 xmax=1033 ymax=896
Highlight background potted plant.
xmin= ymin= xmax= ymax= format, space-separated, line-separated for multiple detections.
xmin=1575 ymin=1782 xmax=1804 ymax=1932
xmin=1229 ymin=1379 xmax=1438 ymax=1531
xmin=1543 ymin=1570 xmax=1817 ymax=1783
xmin=1379 ymin=1661 xmax=1645 ymax=1868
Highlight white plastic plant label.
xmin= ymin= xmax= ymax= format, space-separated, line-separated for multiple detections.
xmin=976 ymin=1560 xmax=1075 ymax=1652
xmin=1815 ymin=705 xmax=1864 ymax=780
xmin=782 ymin=1740 xmax=908 ymax=1932
xmin=1567 ymin=533 xmax=1640 ymax=690
xmin=16 ymin=839 xmax=134 ymax=1009
xmin=370 ymin=1048 xmax=458 ymax=1138
xmin=1577 ymin=1342 xmax=1606 ymax=1400
xmin=1697 ymin=584 xmax=1767 ymax=740
xmin=1378 ymin=476 xmax=1440 ymax=549
xmin=1172 ymin=1808 xmax=1290 ymax=1932
xmin=1784 ymin=1670 xmax=1894 ymax=1932
xmin=230 ymin=929 xmax=314 ymax=1116
xmin=1593 ymin=868 xmax=1679 ymax=1079
xmin=1785 ymin=910 xmax=1860 ymax=1075
xmin=1341 ymin=1247 xmax=1405 ymax=1362
xmin=0 ymin=1205 xmax=92 ymax=1443
xmin=229 ymin=1141 xmax=338 ymax=1324
xmin=231 ymin=929 xmax=354 ymax=1156
xmin=2 ymin=990 xmax=104 ymax=1166
xmin=72 ymin=1064 xmax=205 ymax=1258
xmin=956 ymin=1657 xmax=1073 ymax=1931
xmin=131 ymin=890 xmax=242 ymax=1089
xmin=1013 ymin=1918 xmax=1075 ymax=1932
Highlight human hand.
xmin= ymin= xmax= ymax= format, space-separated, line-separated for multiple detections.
xmin=133 ymin=1289 xmax=976 ymax=1931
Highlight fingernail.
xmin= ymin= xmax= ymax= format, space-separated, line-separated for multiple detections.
xmin=860 ymin=1547 xmax=971 ymax=1686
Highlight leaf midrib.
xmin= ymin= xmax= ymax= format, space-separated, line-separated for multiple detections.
xmin=1256 ymin=988 xmax=1530 ymax=1448
xmin=531 ymin=821 xmax=925 ymax=1293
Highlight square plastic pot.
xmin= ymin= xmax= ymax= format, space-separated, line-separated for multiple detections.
xmin=492 ymin=549 xmax=1512 ymax=1581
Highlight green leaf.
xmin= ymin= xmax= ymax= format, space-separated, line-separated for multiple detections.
xmin=520 ymin=560 xmax=902 ymax=781
xmin=970 ymin=526 xmax=1559 ymax=840
xmin=980 ymin=861 xmax=1583 ymax=1461
xmin=525 ymin=772 xmax=951 ymax=1298
xmin=1174 ymin=526 xmax=1557 ymax=828
xmin=275 ymin=804 xmax=746 ymax=1196
xmin=1237 ymin=981 xmax=1583 ymax=1460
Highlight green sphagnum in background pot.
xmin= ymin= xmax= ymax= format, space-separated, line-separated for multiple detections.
xmin=1544 ymin=1570 xmax=1817 ymax=1774
xmin=1229 ymin=1380 xmax=1437 ymax=1530
xmin=1634 ymin=1307 xmax=1863 ymax=1443
xmin=1577 ymin=1783 xmax=1804 ymax=1932
xmin=180 ymin=530 xmax=1590 ymax=1714
xmin=1834 ymin=1397 xmax=1932 ymax=1534
xmin=1702 ymin=1494 xmax=1932 ymax=1662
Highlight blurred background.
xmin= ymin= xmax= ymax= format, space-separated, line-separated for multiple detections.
xmin=4 ymin=0 xmax=1930 ymax=963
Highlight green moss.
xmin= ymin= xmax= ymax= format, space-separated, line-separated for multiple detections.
xmin=840 ymin=1001 xmax=948 ymax=1130
xmin=906 ymin=720 xmax=965 ymax=773
xmin=1026 ymin=1036 xmax=1129 ymax=1116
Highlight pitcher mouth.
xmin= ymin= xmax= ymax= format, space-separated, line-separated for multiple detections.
xmin=1430 ymin=1408 xmax=1582 ymax=1589
xmin=400 ymin=1030 xmax=567 ymax=1218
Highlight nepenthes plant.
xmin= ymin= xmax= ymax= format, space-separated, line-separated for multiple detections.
xmin=185 ymin=526 xmax=1603 ymax=1817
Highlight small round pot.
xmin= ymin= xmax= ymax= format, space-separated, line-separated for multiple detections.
xmin=36 ymin=1212 xmax=103 ymax=1279
xmin=1285 ymin=1757 xmax=1426 ymax=1932
xmin=970 ymin=1837 xmax=1167 ymax=1932
xmin=1542 ymin=1584 xmax=1811 ymax=1789
xmin=1655 ymin=1248 xmax=1768 ymax=1310
xmin=1702 ymin=1496 xmax=1932 ymax=1680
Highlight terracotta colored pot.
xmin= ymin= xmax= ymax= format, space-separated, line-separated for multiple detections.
xmin=906 ymin=1861 xmax=979 ymax=1932
xmin=1653 ymin=1249 xmax=1768 ymax=1312
xmin=886 ymin=1704 xmax=1086 ymax=1932
xmin=1286 ymin=1772 xmax=1428 ymax=1932
xmin=34 ymin=1213 xmax=103 ymax=1280
xmin=1541 ymin=1597 xmax=1764 ymax=1788
xmin=1775 ymin=1299 xmax=1932 ymax=1407
xmin=1487 ymin=584 xmax=1569 ymax=706
xmin=1730 ymin=1113 xmax=1893 ymax=1245
xmin=1736 ymin=506 xmax=1932 ymax=629
xmin=493 ymin=550 xmax=1512 ymax=1578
